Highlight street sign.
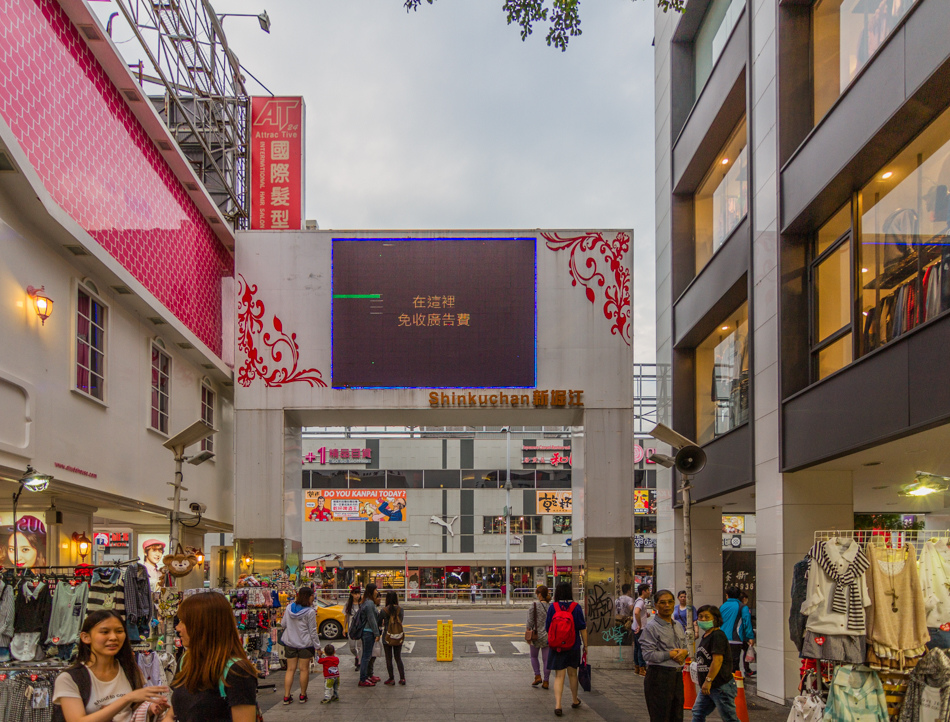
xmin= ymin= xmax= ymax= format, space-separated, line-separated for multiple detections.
xmin=565 ymin=538 xmax=572 ymax=547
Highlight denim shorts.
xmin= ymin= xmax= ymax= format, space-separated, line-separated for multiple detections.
xmin=284 ymin=645 xmax=316 ymax=659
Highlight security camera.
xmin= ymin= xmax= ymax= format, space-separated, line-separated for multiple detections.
xmin=189 ymin=502 xmax=207 ymax=514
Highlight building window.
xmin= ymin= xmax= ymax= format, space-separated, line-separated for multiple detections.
xmin=150 ymin=344 xmax=171 ymax=434
xmin=76 ymin=287 xmax=106 ymax=400
xmin=859 ymin=105 xmax=950 ymax=355
xmin=813 ymin=0 xmax=919 ymax=125
xmin=483 ymin=516 xmax=542 ymax=534
xmin=695 ymin=302 xmax=750 ymax=445
xmin=635 ymin=516 xmax=657 ymax=534
xmin=812 ymin=205 xmax=853 ymax=380
xmin=695 ymin=119 xmax=748 ymax=274
xmin=552 ymin=516 xmax=572 ymax=534
xmin=694 ymin=0 xmax=745 ymax=97
xmin=201 ymin=385 xmax=215 ymax=452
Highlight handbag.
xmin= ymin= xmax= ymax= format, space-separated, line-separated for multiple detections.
xmin=372 ymin=639 xmax=383 ymax=657
xmin=578 ymin=652 xmax=591 ymax=692
xmin=525 ymin=629 xmax=537 ymax=642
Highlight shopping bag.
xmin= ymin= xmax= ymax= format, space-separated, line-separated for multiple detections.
xmin=745 ymin=643 xmax=756 ymax=663
xmin=372 ymin=639 xmax=383 ymax=657
xmin=578 ymin=652 xmax=592 ymax=692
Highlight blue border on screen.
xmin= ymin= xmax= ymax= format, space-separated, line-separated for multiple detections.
xmin=330 ymin=236 xmax=538 ymax=389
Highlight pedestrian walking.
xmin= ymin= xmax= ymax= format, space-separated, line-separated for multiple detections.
xmin=720 ymin=587 xmax=754 ymax=677
xmin=738 ymin=592 xmax=755 ymax=677
xmin=691 ymin=605 xmax=740 ymax=722
xmin=674 ymin=590 xmax=696 ymax=637
xmin=317 ymin=644 xmax=340 ymax=704
xmin=163 ymin=592 xmax=259 ymax=722
xmin=545 ymin=581 xmax=588 ymax=716
xmin=470 ymin=582 xmax=477 ymax=603
xmin=527 ymin=584 xmax=551 ymax=688
xmin=52 ymin=610 xmax=170 ymax=722
xmin=639 ymin=589 xmax=689 ymax=722
xmin=379 ymin=591 xmax=407 ymax=685
xmin=344 ymin=585 xmax=362 ymax=670
xmin=280 ymin=586 xmax=321 ymax=705
xmin=615 ymin=583 xmax=635 ymax=647
xmin=632 ymin=582 xmax=651 ymax=675
xmin=357 ymin=583 xmax=381 ymax=687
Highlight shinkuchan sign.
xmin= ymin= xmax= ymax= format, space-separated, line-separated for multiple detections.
xmin=250 ymin=97 xmax=304 ymax=230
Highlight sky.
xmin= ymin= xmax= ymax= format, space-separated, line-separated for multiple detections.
xmin=96 ymin=0 xmax=657 ymax=362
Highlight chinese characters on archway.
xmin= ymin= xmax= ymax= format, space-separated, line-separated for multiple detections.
xmin=397 ymin=295 xmax=470 ymax=327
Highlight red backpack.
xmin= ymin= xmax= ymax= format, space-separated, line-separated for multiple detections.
xmin=548 ymin=602 xmax=578 ymax=652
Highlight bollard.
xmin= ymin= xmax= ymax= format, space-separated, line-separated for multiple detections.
xmin=734 ymin=672 xmax=749 ymax=722
xmin=683 ymin=661 xmax=697 ymax=711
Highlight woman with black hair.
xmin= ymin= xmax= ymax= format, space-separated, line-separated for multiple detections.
xmin=344 ymin=586 xmax=362 ymax=670
xmin=379 ymin=590 xmax=406 ymax=685
xmin=357 ymin=583 xmax=381 ymax=687
xmin=692 ymin=604 xmax=740 ymax=722
xmin=544 ymin=581 xmax=588 ymax=716
xmin=280 ymin=586 xmax=321 ymax=704
xmin=52 ymin=610 xmax=169 ymax=722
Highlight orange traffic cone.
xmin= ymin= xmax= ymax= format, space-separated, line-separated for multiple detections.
xmin=683 ymin=662 xmax=697 ymax=710
xmin=734 ymin=672 xmax=749 ymax=722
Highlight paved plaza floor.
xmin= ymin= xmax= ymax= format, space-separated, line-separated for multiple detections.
xmin=258 ymin=656 xmax=792 ymax=722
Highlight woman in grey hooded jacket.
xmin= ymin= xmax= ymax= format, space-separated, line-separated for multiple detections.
xmin=281 ymin=587 xmax=322 ymax=704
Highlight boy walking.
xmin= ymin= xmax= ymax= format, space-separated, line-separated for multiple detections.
xmin=318 ymin=644 xmax=341 ymax=703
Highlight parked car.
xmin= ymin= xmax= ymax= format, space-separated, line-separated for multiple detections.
xmin=315 ymin=596 xmax=346 ymax=639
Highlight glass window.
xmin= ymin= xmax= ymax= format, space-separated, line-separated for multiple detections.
xmin=200 ymin=385 xmax=215 ymax=453
xmin=482 ymin=516 xmax=542 ymax=534
xmin=76 ymin=288 xmax=106 ymax=400
xmin=694 ymin=0 xmax=745 ymax=97
xmin=859 ymin=105 xmax=950 ymax=354
xmin=695 ymin=119 xmax=749 ymax=273
xmin=348 ymin=471 xmax=386 ymax=489
xmin=817 ymin=204 xmax=852 ymax=256
xmin=423 ymin=470 xmax=460 ymax=488
xmin=695 ymin=302 xmax=750 ymax=445
xmin=536 ymin=471 xmax=572 ymax=489
xmin=818 ymin=334 xmax=854 ymax=380
xmin=311 ymin=471 xmax=349 ymax=490
xmin=150 ymin=344 xmax=170 ymax=434
xmin=462 ymin=470 xmax=499 ymax=489
xmin=813 ymin=0 xmax=919 ymax=125
xmin=386 ymin=470 xmax=423 ymax=489
xmin=811 ymin=208 xmax=854 ymax=380
xmin=635 ymin=516 xmax=657 ymax=534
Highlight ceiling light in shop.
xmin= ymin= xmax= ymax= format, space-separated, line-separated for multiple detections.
xmin=721 ymin=158 xmax=730 ymax=165
xmin=882 ymin=171 xmax=894 ymax=180
xmin=899 ymin=472 xmax=950 ymax=497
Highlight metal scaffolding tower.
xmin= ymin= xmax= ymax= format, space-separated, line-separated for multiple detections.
xmin=113 ymin=0 xmax=249 ymax=228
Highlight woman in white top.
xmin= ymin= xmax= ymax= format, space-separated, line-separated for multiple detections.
xmin=53 ymin=610 xmax=169 ymax=722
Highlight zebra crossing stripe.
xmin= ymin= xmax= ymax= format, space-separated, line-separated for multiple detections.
xmin=511 ymin=642 xmax=530 ymax=655
xmin=475 ymin=641 xmax=495 ymax=655
xmin=402 ymin=641 xmax=415 ymax=654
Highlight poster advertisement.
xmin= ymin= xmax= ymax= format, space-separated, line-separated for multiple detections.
xmin=634 ymin=489 xmax=651 ymax=515
xmin=250 ymin=96 xmax=304 ymax=230
xmin=722 ymin=515 xmax=745 ymax=534
xmin=305 ymin=490 xmax=407 ymax=522
xmin=536 ymin=491 xmax=572 ymax=514
xmin=1 ymin=512 xmax=47 ymax=569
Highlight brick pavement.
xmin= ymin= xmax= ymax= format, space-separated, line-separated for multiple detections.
xmin=259 ymin=655 xmax=791 ymax=722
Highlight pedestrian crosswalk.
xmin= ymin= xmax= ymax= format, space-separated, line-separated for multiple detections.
xmin=402 ymin=641 xmax=415 ymax=654
xmin=475 ymin=641 xmax=495 ymax=655
xmin=511 ymin=641 xmax=530 ymax=655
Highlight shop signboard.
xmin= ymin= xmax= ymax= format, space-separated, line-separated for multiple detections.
xmin=250 ymin=96 xmax=304 ymax=230
xmin=303 ymin=447 xmax=371 ymax=465
xmin=305 ymin=490 xmax=407 ymax=522
xmin=634 ymin=489 xmax=651 ymax=515
xmin=723 ymin=550 xmax=756 ymax=608
xmin=536 ymin=491 xmax=572 ymax=514
xmin=722 ymin=515 xmax=745 ymax=534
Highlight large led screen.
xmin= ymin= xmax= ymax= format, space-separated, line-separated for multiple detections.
xmin=332 ymin=238 xmax=536 ymax=388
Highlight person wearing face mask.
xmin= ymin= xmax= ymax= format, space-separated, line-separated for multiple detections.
xmin=639 ymin=590 xmax=688 ymax=722
xmin=691 ymin=605 xmax=739 ymax=722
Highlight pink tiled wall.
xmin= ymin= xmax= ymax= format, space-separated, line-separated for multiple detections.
xmin=0 ymin=0 xmax=233 ymax=357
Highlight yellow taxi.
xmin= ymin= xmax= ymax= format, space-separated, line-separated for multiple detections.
xmin=315 ymin=596 xmax=347 ymax=639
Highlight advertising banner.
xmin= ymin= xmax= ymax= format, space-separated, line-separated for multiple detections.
xmin=634 ymin=489 xmax=651 ymax=515
xmin=536 ymin=491 xmax=572 ymax=514
xmin=722 ymin=515 xmax=745 ymax=534
xmin=250 ymin=96 xmax=304 ymax=230
xmin=305 ymin=490 xmax=406 ymax=522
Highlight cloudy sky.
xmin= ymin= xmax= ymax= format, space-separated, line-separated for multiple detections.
xmin=98 ymin=0 xmax=656 ymax=361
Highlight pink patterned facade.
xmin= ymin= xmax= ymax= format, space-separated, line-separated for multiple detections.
xmin=0 ymin=0 xmax=233 ymax=357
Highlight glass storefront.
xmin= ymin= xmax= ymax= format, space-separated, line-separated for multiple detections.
xmin=695 ymin=119 xmax=749 ymax=274
xmin=813 ymin=0 xmax=919 ymax=124
xmin=696 ymin=302 xmax=750 ymax=445
xmin=859 ymin=105 xmax=950 ymax=354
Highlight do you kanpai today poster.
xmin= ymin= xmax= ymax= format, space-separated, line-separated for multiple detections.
xmin=305 ymin=490 xmax=407 ymax=522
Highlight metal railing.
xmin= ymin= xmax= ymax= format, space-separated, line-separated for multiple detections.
xmin=313 ymin=587 xmax=545 ymax=606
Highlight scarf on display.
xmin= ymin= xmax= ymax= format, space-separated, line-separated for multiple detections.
xmin=899 ymin=648 xmax=950 ymax=722
xmin=809 ymin=539 xmax=870 ymax=632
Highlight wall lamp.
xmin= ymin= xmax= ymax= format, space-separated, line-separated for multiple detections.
xmin=26 ymin=286 xmax=53 ymax=325
xmin=217 ymin=11 xmax=270 ymax=33
xmin=72 ymin=531 xmax=92 ymax=560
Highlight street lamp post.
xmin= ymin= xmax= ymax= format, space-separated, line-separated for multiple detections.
xmin=502 ymin=426 xmax=512 ymax=607
xmin=541 ymin=542 xmax=569 ymax=587
xmin=12 ymin=467 xmax=51 ymax=569
xmin=393 ymin=544 xmax=419 ymax=602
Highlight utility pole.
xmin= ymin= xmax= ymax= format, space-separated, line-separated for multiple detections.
xmin=503 ymin=426 xmax=512 ymax=607
xmin=681 ymin=474 xmax=695 ymax=656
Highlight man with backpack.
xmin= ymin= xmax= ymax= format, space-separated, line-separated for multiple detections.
xmin=719 ymin=587 xmax=754 ymax=677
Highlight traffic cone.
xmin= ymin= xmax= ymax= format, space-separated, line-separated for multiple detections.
xmin=734 ymin=672 xmax=749 ymax=722
xmin=683 ymin=662 xmax=697 ymax=710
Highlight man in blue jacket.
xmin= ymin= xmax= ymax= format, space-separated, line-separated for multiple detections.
xmin=719 ymin=587 xmax=754 ymax=677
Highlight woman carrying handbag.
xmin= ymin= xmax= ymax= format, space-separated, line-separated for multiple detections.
xmin=526 ymin=585 xmax=551 ymax=689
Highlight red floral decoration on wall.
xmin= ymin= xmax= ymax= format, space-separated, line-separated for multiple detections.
xmin=542 ymin=231 xmax=631 ymax=345
xmin=237 ymin=275 xmax=326 ymax=388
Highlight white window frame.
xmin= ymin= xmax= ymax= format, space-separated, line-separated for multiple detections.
xmin=73 ymin=280 xmax=108 ymax=405
xmin=149 ymin=342 xmax=172 ymax=436
xmin=200 ymin=382 xmax=215 ymax=453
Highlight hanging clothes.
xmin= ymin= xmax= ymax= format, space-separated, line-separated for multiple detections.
xmin=802 ymin=538 xmax=871 ymax=634
xmin=137 ymin=649 xmax=165 ymax=686
xmin=46 ymin=581 xmax=89 ymax=646
xmin=918 ymin=540 xmax=950 ymax=647
xmin=822 ymin=665 xmax=889 ymax=722
xmin=898 ymin=647 xmax=950 ymax=722
xmin=87 ymin=567 xmax=126 ymax=616
xmin=123 ymin=562 xmax=153 ymax=634
xmin=865 ymin=541 xmax=929 ymax=670
xmin=0 ymin=581 xmax=15 ymax=647
xmin=790 ymin=557 xmax=810 ymax=655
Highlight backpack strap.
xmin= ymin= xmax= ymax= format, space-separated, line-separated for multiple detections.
xmin=567 ymin=602 xmax=577 ymax=614
xmin=218 ymin=658 xmax=238 ymax=698
xmin=68 ymin=666 xmax=93 ymax=709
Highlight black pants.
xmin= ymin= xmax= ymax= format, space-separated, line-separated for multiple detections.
xmin=384 ymin=644 xmax=405 ymax=681
xmin=644 ymin=666 xmax=684 ymax=722
xmin=730 ymin=644 xmax=743 ymax=676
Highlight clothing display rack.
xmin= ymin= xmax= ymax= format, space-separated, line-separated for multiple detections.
xmin=813 ymin=530 xmax=950 ymax=544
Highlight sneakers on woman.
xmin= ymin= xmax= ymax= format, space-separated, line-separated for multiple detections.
xmin=358 ymin=680 xmax=376 ymax=687
xmin=370 ymin=675 xmax=381 ymax=683
xmin=282 ymin=697 xmax=293 ymax=705
xmin=399 ymin=679 xmax=406 ymax=686
xmin=384 ymin=679 xmax=395 ymax=686
xmin=299 ymin=694 xmax=308 ymax=703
